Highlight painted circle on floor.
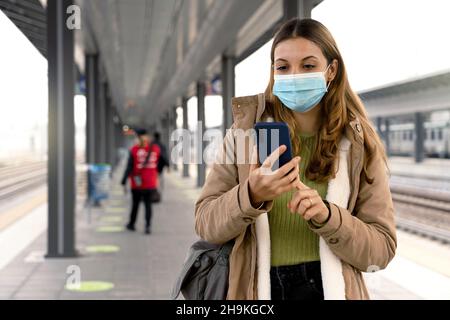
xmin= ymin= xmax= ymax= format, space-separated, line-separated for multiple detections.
xmin=65 ymin=281 xmax=114 ymax=292
xmin=85 ymin=245 xmax=120 ymax=253
xmin=100 ymin=216 xmax=124 ymax=223
xmin=95 ymin=226 xmax=124 ymax=233
xmin=105 ymin=207 xmax=127 ymax=213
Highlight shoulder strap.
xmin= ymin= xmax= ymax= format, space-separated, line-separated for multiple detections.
xmin=218 ymin=240 xmax=234 ymax=257
xmin=142 ymin=143 xmax=153 ymax=166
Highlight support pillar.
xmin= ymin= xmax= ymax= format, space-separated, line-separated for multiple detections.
xmin=414 ymin=112 xmax=425 ymax=163
xmin=85 ymin=54 xmax=98 ymax=165
xmin=283 ymin=0 xmax=315 ymax=19
xmin=385 ymin=118 xmax=391 ymax=157
xmin=197 ymin=82 xmax=206 ymax=187
xmin=221 ymin=55 xmax=235 ymax=135
xmin=46 ymin=0 xmax=76 ymax=258
xmin=182 ymin=97 xmax=190 ymax=177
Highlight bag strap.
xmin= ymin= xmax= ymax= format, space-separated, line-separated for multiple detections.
xmin=218 ymin=240 xmax=234 ymax=257
xmin=142 ymin=143 xmax=153 ymax=166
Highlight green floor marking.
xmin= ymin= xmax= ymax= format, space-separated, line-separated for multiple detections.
xmin=105 ymin=207 xmax=127 ymax=213
xmin=85 ymin=245 xmax=120 ymax=253
xmin=100 ymin=216 xmax=123 ymax=223
xmin=65 ymin=281 xmax=115 ymax=292
xmin=108 ymin=200 xmax=126 ymax=206
xmin=96 ymin=226 xmax=124 ymax=233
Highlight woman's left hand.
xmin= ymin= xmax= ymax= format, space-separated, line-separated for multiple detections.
xmin=287 ymin=182 xmax=329 ymax=224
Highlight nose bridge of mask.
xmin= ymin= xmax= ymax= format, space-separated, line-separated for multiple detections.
xmin=273 ymin=71 xmax=326 ymax=93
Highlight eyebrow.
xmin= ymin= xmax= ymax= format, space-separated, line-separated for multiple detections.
xmin=275 ymin=55 xmax=319 ymax=63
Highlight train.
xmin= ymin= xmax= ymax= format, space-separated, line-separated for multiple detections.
xmin=386 ymin=120 xmax=450 ymax=158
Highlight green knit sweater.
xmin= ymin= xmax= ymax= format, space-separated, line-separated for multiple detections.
xmin=268 ymin=133 xmax=328 ymax=267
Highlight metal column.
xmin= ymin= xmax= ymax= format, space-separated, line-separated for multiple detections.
xmin=46 ymin=0 xmax=76 ymax=258
xmin=414 ymin=112 xmax=425 ymax=163
xmin=105 ymin=102 xmax=115 ymax=167
xmin=95 ymin=78 xmax=106 ymax=163
xmin=85 ymin=54 xmax=98 ymax=165
xmin=172 ymin=106 xmax=178 ymax=171
xmin=376 ymin=117 xmax=382 ymax=135
xmin=197 ymin=82 xmax=206 ymax=187
xmin=221 ymin=55 xmax=235 ymax=135
xmin=385 ymin=118 xmax=391 ymax=157
xmin=182 ymin=97 xmax=190 ymax=177
xmin=283 ymin=0 xmax=317 ymax=19
xmin=163 ymin=111 xmax=170 ymax=157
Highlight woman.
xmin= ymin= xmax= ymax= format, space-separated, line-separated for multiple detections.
xmin=121 ymin=128 xmax=160 ymax=234
xmin=194 ymin=18 xmax=396 ymax=300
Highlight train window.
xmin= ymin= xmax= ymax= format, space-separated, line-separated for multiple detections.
xmin=431 ymin=130 xmax=435 ymax=141
xmin=438 ymin=129 xmax=443 ymax=140
xmin=403 ymin=131 xmax=408 ymax=140
xmin=409 ymin=131 xmax=413 ymax=140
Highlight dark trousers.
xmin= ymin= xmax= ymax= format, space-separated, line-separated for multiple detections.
xmin=128 ymin=189 xmax=154 ymax=228
xmin=270 ymin=261 xmax=324 ymax=300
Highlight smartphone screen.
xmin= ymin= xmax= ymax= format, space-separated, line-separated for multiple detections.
xmin=254 ymin=122 xmax=293 ymax=170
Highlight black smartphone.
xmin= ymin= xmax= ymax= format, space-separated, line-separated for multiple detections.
xmin=254 ymin=122 xmax=293 ymax=170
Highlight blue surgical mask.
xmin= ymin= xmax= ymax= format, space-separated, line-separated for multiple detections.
xmin=272 ymin=65 xmax=331 ymax=113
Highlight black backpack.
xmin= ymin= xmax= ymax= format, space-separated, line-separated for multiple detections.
xmin=171 ymin=240 xmax=234 ymax=300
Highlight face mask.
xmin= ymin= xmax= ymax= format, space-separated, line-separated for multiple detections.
xmin=272 ymin=65 xmax=331 ymax=113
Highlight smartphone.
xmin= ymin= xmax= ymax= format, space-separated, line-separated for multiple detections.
xmin=254 ymin=122 xmax=293 ymax=170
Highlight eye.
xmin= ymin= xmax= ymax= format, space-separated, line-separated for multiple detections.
xmin=304 ymin=64 xmax=315 ymax=70
xmin=275 ymin=65 xmax=287 ymax=71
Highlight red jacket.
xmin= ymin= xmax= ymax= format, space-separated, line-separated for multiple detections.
xmin=128 ymin=143 xmax=161 ymax=190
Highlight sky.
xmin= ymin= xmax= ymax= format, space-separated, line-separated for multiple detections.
xmin=0 ymin=11 xmax=85 ymax=161
xmin=236 ymin=0 xmax=450 ymax=96
xmin=0 ymin=11 xmax=48 ymax=160
xmin=2 ymin=0 xmax=450 ymax=160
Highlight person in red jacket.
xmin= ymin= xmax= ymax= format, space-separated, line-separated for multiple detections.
xmin=121 ymin=128 xmax=160 ymax=234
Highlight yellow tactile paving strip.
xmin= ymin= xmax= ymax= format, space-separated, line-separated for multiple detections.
xmin=0 ymin=192 xmax=47 ymax=231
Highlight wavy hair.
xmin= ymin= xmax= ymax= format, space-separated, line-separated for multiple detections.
xmin=264 ymin=18 xmax=387 ymax=183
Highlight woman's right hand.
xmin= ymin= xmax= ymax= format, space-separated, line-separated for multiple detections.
xmin=248 ymin=145 xmax=301 ymax=207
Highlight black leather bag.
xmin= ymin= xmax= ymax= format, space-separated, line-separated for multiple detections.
xmin=150 ymin=189 xmax=161 ymax=203
xmin=171 ymin=240 xmax=234 ymax=300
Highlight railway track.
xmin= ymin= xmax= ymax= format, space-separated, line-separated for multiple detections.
xmin=0 ymin=162 xmax=47 ymax=202
xmin=390 ymin=175 xmax=450 ymax=244
xmin=0 ymin=162 xmax=449 ymax=243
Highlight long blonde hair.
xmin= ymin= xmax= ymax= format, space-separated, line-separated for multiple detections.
xmin=264 ymin=18 xmax=386 ymax=183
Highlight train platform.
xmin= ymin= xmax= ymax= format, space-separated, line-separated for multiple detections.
xmin=0 ymin=162 xmax=449 ymax=300
xmin=389 ymin=156 xmax=450 ymax=180
xmin=0 ymin=163 xmax=200 ymax=300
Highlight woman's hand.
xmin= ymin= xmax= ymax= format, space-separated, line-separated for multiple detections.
xmin=288 ymin=183 xmax=330 ymax=224
xmin=248 ymin=145 xmax=301 ymax=207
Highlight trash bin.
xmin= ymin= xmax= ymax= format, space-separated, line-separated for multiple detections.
xmin=87 ymin=163 xmax=111 ymax=207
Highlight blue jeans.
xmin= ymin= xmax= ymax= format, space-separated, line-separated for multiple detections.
xmin=270 ymin=261 xmax=324 ymax=300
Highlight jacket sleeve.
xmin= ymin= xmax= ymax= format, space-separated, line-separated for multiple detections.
xmin=309 ymin=152 xmax=397 ymax=272
xmin=121 ymin=150 xmax=133 ymax=185
xmin=195 ymin=126 xmax=273 ymax=244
